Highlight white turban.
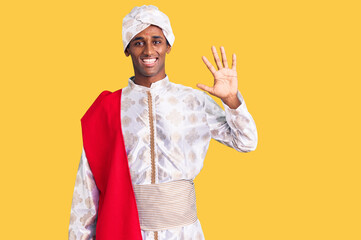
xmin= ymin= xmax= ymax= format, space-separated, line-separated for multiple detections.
xmin=122 ymin=5 xmax=175 ymax=51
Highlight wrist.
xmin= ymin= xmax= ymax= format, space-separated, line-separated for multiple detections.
xmin=222 ymin=93 xmax=240 ymax=109
xmin=221 ymin=92 xmax=237 ymax=103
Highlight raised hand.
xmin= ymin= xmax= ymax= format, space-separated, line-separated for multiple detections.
xmin=197 ymin=46 xmax=240 ymax=109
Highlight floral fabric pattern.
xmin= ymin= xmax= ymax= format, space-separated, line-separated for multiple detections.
xmin=69 ymin=75 xmax=258 ymax=239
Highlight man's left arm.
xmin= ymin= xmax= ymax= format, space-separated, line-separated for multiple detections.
xmin=198 ymin=46 xmax=258 ymax=152
xmin=203 ymin=90 xmax=258 ymax=152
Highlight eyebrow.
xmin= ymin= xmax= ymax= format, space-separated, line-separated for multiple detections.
xmin=132 ymin=36 xmax=164 ymax=41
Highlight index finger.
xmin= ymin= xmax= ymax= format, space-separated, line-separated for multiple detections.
xmin=202 ymin=56 xmax=217 ymax=75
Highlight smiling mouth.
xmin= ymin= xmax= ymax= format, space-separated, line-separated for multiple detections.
xmin=141 ymin=58 xmax=158 ymax=66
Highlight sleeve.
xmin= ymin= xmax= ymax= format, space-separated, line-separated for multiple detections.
xmin=68 ymin=146 xmax=99 ymax=240
xmin=204 ymin=90 xmax=258 ymax=152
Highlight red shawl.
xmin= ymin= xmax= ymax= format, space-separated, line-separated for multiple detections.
xmin=81 ymin=89 xmax=142 ymax=240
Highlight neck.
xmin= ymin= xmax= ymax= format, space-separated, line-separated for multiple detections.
xmin=133 ymin=73 xmax=166 ymax=88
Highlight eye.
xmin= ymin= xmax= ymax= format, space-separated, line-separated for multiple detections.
xmin=154 ymin=41 xmax=161 ymax=44
xmin=134 ymin=42 xmax=143 ymax=46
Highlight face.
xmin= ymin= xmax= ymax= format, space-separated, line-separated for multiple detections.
xmin=125 ymin=25 xmax=171 ymax=80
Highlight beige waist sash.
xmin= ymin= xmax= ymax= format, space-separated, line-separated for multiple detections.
xmin=133 ymin=179 xmax=198 ymax=231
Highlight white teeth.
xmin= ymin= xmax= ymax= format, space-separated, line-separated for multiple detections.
xmin=143 ymin=58 xmax=156 ymax=63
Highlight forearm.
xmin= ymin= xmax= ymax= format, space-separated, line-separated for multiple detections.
xmin=205 ymin=90 xmax=257 ymax=152
xmin=223 ymin=91 xmax=257 ymax=151
xmin=68 ymin=147 xmax=99 ymax=239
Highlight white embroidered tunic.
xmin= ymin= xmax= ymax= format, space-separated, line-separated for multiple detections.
xmin=69 ymin=75 xmax=258 ymax=240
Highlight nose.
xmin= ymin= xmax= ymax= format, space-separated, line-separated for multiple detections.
xmin=143 ymin=42 xmax=155 ymax=56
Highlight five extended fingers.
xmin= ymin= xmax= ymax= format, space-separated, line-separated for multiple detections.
xmin=199 ymin=46 xmax=237 ymax=94
xmin=205 ymin=46 xmax=236 ymax=72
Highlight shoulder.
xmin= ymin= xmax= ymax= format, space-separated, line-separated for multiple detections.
xmin=92 ymin=89 xmax=124 ymax=106
xmin=167 ymin=82 xmax=210 ymax=110
xmin=81 ymin=89 xmax=122 ymax=122
xmin=169 ymin=82 xmax=207 ymax=100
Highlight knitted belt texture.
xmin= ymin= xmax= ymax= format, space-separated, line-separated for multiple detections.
xmin=133 ymin=179 xmax=198 ymax=231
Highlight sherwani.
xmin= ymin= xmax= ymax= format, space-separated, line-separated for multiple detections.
xmin=69 ymin=75 xmax=258 ymax=240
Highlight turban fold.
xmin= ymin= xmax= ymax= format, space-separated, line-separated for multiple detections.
xmin=122 ymin=5 xmax=175 ymax=51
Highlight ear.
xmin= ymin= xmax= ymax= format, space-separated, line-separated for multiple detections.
xmin=166 ymin=45 xmax=171 ymax=54
xmin=124 ymin=48 xmax=130 ymax=57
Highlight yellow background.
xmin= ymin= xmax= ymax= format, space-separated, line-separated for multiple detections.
xmin=0 ymin=0 xmax=360 ymax=239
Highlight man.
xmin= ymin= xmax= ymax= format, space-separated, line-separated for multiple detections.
xmin=69 ymin=5 xmax=257 ymax=240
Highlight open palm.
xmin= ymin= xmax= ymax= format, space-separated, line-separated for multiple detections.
xmin=197 ymin=46 xmax=238 ymax=100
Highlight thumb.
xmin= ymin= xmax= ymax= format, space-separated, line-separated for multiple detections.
xmin=197 ymin=83 xmax=214 ymax=95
